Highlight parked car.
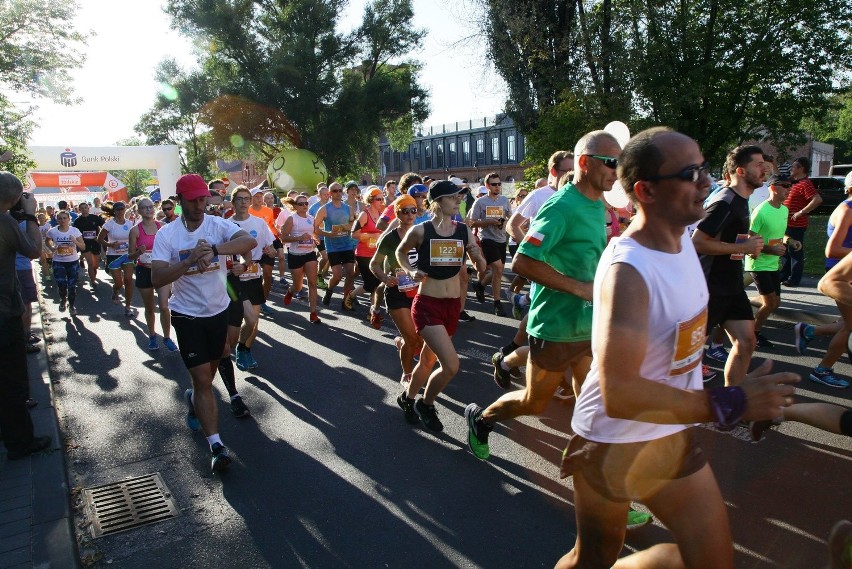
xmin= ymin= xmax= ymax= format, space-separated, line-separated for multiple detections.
xmin=811 ymin=176 xmax=848 ymax=214
xmin=830 ymin=164 xmax=852 ymax=177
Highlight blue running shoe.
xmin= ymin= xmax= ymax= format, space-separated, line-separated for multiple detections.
xmin=793 ymin=322 xmax=813 ymax=356
xmin=260 ymin=303 xmax=274 ymax=315
xmin=808 ymin=368 xmax=850 ymax=389
xmin=246 ymin=351 xmax=259 ymax=370
xmin=705 ymin=345 xmax=729 ymax=362
xmin=148 ymin=335 xmax=159 ymax=351
xmin=184 ymin=389 xmax=201 ymax=432
xmin=163 ymin=337 xmax=178 ymax=352
xmin=210 ymin=443 xmax=232 ymax=472
xmin=235 ymin=348 xmax=250 ymax=371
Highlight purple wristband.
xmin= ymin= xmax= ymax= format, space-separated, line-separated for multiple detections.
xmin=707 ymin=386 xmax=747 ymax=431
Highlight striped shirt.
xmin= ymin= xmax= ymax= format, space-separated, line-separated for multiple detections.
xmin=783 ymin=177 xmax=819 ymax=228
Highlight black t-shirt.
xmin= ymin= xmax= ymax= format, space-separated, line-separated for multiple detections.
xmin=697 ymin=187 xmax=751 ymax=295
xmin=73 ymin=214 xmax=104 ymax=242
xmin=416 ymin=220 xmax=469 ymax=280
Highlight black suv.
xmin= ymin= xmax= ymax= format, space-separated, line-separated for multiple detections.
xmin=811 ymin=176 xmax=847 ymax=214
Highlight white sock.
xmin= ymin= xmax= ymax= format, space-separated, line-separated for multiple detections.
xmin=207 ymin=434 xmax=223 ymax=449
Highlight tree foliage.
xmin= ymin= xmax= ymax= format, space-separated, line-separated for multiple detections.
xmin=479 ymin=0 xmax=852 ymax=169
xmin=0 ymin=98 xmax=36 ymax=179
xmin=802 ymin=89 xmax=852 ymax=164
xmin=151 ymin=0 xmax=429 ymax=179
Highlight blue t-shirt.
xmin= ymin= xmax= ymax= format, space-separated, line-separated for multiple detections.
xmin=322 ymin=202 xmax=353 ymax=253
xmin=15 ymin=221 xmax=33 ymax=270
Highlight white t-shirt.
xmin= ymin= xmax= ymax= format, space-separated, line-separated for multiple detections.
xmin=514 ymin=186 xmax=556 ymax=221
xmin=151 ymin=215 xmax=241 ymax=317
xmin=46 ymin=226 xmax=82 ymax=262
xmin=572 ymin=230 xmax=708 ymax=443
xmin=285 ymin=213 xmax=316 ymax=254
xmin=275 ymin=208 xmax=291 ymax=229
xmin=228 ymin=215 xmax=275 ymax=262
xmin=103 ymin=218 xmax=133 ymax=255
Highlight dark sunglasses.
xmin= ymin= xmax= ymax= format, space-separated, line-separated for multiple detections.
xmin=489 ymin=182 xmax=502 ymax=187
xmin=330 ymin=189 xmax=343 ymax=193
xmin=585 ymin=154 xmax=618 ymax=169
xmin=295 ymin=201 xmax=309 ymax=206
xmin=398 ymin=207 xmax=418 ymax=215
xmin=772 ymin=182 xmax=792 ymax=189
xmin=645 ymin=162 xmax=710 ymax=183
xmin=162 ymin=207 xmax=174 ymax=211
xmin=370 ymin=196 xmax=384 ymax=201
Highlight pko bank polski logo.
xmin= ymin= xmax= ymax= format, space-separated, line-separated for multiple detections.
xmin=60 ymin=149 xmax=77 ymax=167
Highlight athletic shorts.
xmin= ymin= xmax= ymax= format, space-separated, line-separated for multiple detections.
xmin=356 ymin=256 xmax=381 ymax=293
xmin=106 ymin=254 xmax=132 ymax=268
xmin=236 ymin=277 xmax=265 ymax=306
xmin=227 ymin=299 xmax=244 ymax=327
xmin=272 ymin=238 xmax=283 ymax=250
xmin=411 ymin=294 xmax=461 ymax=336
xmin=135 ymin=265 xmax=154 ymax=289
xmin=559 ymin=427 xmax=707 ymax=502
xmin=16 ymin=269 xmax=37 ymax=303
xmin=481 ymin=238 xmax=508 ymax=265
xmin=288 ymin=251 xmax=318 ymax=270
xmin=385 ymin=285 xmax=414 ymax=311
xmin=317 ymin=240 xmax=326 ymax=253
xmin=83 ymin=240 xmax=101 ymax=255
xmin=171 ymin=309 xmax=229 ymax=369
xmin=750 ymin=271 xmax=781 ymax=297
xmin=259 ymin=253 xmax=276 ymax=266
xmin=706 ymin=290 xmax=755 ymax=331
xmin=528 ymin=335 xmax=591 ymax=372
xmin=328 ymin=249 xmax=355 ymax=267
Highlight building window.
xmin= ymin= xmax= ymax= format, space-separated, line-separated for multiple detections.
xmin=463 ymin=140 xmax=470 ymax=165
xmin=425 ymin=142 xmax=432 ymax=168
xmin=449 ymin=142 xmax=456 ymax=168
xmin=491 ymin=136 xmax=500 ymax=162
xmin=507 ymin=135 xmax=516 ymax=161
xmin=476 ymin=138 xmax=485 ymax=164
xmin=436 ymin=142 xmax=444 ymax=168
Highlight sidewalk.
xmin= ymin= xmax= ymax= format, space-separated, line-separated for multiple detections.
xmin=747 ymin=274 xmax=840 ymax=325
xmin=0 ymin=297 xmax=77 ymax=569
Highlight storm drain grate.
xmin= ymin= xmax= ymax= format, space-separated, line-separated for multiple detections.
xmin=83 ymin=472 xmax=180 ymax=538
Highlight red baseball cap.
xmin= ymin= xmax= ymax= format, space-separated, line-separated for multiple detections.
xmin=176 ymin=174 xmax=209 ymax=200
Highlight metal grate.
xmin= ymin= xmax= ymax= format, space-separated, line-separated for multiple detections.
xmin=83 ymin=472 xmax=180 ymax=538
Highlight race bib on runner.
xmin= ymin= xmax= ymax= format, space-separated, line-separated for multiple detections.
xmin=239 ymin=261 xmax=262 ymax=281
xmin=295 ymin=236 xmax=315 ymax=253
xmin=730 ymin=234 xmax=748 ymax=260
xmin=670 ymin=307 xmax=708 ymax=376
xmin=331 ymin=224 xmax=348 ymax=235
xmin=115 ymin=241 xmax=129 ymax=253
xmin=485 ymin=206 xmax=504 ymax=219
xmin=179 ymin=249 xmax=221 ymax=276
xmin=429 ymin=239 xmax=464 ymax=266
xmin=138 ymin=252 xmax=153 ymax=265
xmin=57 ymin=245 xmax=75 ymax=256
xmin=395 ymin=268 xmax=417 ymax=291
xmin=82 ymin=231 xmax=96 ymax=240
xmin=367 ymin=235 xmax=378 ymax=248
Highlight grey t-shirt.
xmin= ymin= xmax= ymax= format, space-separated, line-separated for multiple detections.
xmin=0 ymin=213 xmax=40 ymax=317
xmin=470 ymin=194 xmax=511 ymax=243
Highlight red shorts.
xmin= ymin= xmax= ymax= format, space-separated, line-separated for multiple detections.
xmin=411 ymin=295 xmax=461 ymax=336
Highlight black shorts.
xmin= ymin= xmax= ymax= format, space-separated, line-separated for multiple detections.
xmin=317 ymin=240 xmax=326 ymax=253
xmin=171 ymin=309 xmax=229 ymax=369
xmin=328 ymin=249 xmax=355 ymax=267
xmin=16 ymin=269 xmax=37 ymax=303
xmin=288 ymin=251 xmax=318 ymax=270
xmin=236 ymin=277 xmax=265 ymax=305
xmin=259 ymin=253 xmax=276 ymax=266
xmin=385 ymin=285 xmax=414 ymax=311
xmin=481 ymin=238 xmax=508 ymax=265
xmin=356 ymin=256 xmax=381 ymax=293
xmin=135 ymin=265 xmax=153 ymax=289
xmin=528 ymin=335 xmax=591 ymax=372
xmin=706 ymin=290 xmax=755 ymax=331
xmin=750 ymin=271 xmax=781 ymax=297
xmin=559 ymin=428 xmax=707 ymax=502
xmin=227 ymin=299 xmax=244 ymax=327
xmin=83 ymin=240 xmax=101 ymax=255
xmin=272 ymin=238 xmax=284 ymax=250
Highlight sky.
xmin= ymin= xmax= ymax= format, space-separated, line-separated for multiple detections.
xmin=25 ymin=0 xmax=507 ymax=148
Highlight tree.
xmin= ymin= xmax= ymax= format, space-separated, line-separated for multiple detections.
xmin=160 ymin=0 xmax=429 ymax=178
xmin=0 ymin=97 xmax=36 ymax=179
xmin=802 ymin=89 xmax=852 ymax=164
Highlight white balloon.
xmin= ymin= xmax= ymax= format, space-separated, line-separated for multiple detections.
xmin=605 ymin=121 xmax=631 ymax=148
xmin=607 ymin=180 xmax=629 ymax=209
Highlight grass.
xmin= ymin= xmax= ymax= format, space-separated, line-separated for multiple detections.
xmin=803 ymin=214 xmax=828 ymax=276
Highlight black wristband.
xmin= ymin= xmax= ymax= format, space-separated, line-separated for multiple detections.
xmin=211 ymin=244 xmax=219 ymax=257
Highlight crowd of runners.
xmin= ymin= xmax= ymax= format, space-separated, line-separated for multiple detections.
xmin=4 ymin=124 xmax=852 ymax=567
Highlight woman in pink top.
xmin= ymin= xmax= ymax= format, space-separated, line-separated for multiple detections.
xmin=349 ymin=187 xmax=385 ymax=328
xmin=129 ymin=198 xmax=177 ymax=352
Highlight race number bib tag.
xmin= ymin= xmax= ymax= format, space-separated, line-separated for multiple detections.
xmin=395 ymin=268 xmax=417 ymax=291
xmin=485 ymin=206 xmax=503 ymax=219
xmin=296 ymin=236 xmax=315 ymax=253
xmin=115 ymin=241 xmax=129 ymax=253
xmin=179 ymin=250 xmax=221 ymax=275
xmin=730 ymin=234 xmax=748 ymax=260
xmin=239 ymin=261 xmax=262 ymax=281
xmin=57 ymin=245 xmax=75 ymax=256
xmin=670 ymin=307 xmax=708 ymax=376
xmin=82 ymin=231 xmax=96 ymax=240
xmin=138 ymin=252 xmax=153 ymax=265
xmin=331 ymin=224 xmax=348 ymax=235
xmin=367 ymin=235 xmax=378 ymax=248
xmin=429 ymin=239 xmax=464 ymax=266
xmin=768 ymin=238 xmax=782 ymax=247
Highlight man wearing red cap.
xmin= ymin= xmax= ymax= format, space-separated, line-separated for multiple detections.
xmin=151 ymin=173 xmax=257 ymax=473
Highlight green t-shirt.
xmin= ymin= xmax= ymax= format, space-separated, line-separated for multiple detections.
xmin=744 ymin=200 xmax=788 ymax=272
xmin=376 ymin=227 xmax=419 ymax=273
xmin=517 ymin=184 xmax=605 ymax=342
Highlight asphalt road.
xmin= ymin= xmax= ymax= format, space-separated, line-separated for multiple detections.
xmin=39 ymin=268 xmax=852 ymax=569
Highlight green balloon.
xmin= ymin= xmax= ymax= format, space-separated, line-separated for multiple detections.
xmin=266 ymin=149 xmax=328 ymax=195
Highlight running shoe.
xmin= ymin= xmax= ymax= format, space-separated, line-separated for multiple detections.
xmin=553 ymin=386 xmax=575 ymax=401
xmin=828 ymin=519 xmax=852 ymax=569
xmin=124 ymin=307 xmax=134 ymax=318
xmin=163 ymin=338 xmax=178 ymax=352
xmin=283 ymin=290 xmax=293 ymax=305
xmin=808 ymin=368 xmax=850 ymax=388
xmin=493 ymin=301 xmax=506 ymax=317
xmin=626 ymin=509 xmax=653 ymax=530
xmin=148 ymin=336 xmax=159 ymax=351
xmin=294 ymin=289 xmax=308 ymax=300
xmin=414 ymin=399 xmax=443 ymax=432
xmin=26 ymin=344 xmax=40 ymax=354
xmin=316 ymin=276 xmax=328 ymax=290
xmin=458 ymin=310 xmax=476 ymax=322
xmin=370 ymin=309 xmax=383 ymax=329
xmin=184 ymin=389 xmax=201 ymax=432
xmin=397 ymin=392 xmax=419 ymax=425
xmin=27 ymin=333 xmax=40 ymax=345
xmin=473 ymin=281 xmax=485 ymax=303
xmin=246 ymin=351 xmax=259 ymax=370
xmin=491 ymin=352 xmax=513 ymax=390
xmin=754 ymin=332 xmax=774 ymax=349
xmin=343 ymin=293 xmax=355 ymax=311
xmin=464 ymin=403 xmax=491 ymax=460
xmin=705 ymin=345 xmax=729 ymax=362
xmin=59 ymin=299 xmax=66 ymax=312
xmin=260 ymin=303 xmax=274 ymax=315
xmin=68 ymin=305 xmax=77 ymax=316
xmin=230 ymin=396 xmax=251 ymax=418
xmin=322 ymin=290 xmax=333 ymax=306
xmin=279 ymin=277 xmax=290 ymax=288
xmin=511 ymin=293 xmax=526 ymax=320
xmin=235 ymin=348 xmax=249 ymax=371
xmin=210 ymin=443 xmax=232 ymax=472
xmin=793 ymin=322 xmax=813 ymax=355
xmin=749 ymin=419 xmax=781 ymax=443
xmin=310 ymin=311 xmax=321 ymax=324
xmin=702 ymin=364 xmax=717 ymax=383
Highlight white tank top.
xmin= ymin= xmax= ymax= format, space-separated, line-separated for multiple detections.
xmin=572 ymin=230 xmax=709 ymax=443
xmin=287 ymin=213 xmax=316 ymax=254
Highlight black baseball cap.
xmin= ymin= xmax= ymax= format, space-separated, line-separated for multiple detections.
xmin=428 ymin=180 xmax=463 ymax=201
